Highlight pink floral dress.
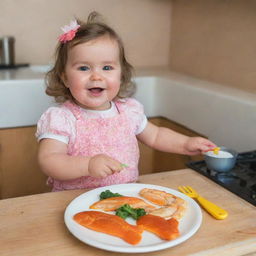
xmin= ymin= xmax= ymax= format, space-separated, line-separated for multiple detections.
xmin=36 ymin=98 xmax=147 ymax=191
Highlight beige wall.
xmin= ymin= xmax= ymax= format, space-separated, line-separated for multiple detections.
xmin=170 ymin=0 xmax=256 ymax=93
xmin=1 ymin=0 xmax=255 ymax=93
xmin=0 ymin=0 xmax=171 ymax=67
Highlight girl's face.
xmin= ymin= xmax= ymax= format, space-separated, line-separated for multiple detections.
xmin=63 ymin=36 xmax=122 ymax=110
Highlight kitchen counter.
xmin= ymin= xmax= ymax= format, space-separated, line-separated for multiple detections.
xmin=0 ymin=169 xmax=255 ymax=256
xmin=0 ymin=65 xmax=47 ymax=80
xmin=1 ymin=66 xmax=255 ymax=151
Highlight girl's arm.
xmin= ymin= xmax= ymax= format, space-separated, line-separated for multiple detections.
xmin=38 ymin=139 xmax=123 ymax=180
xmin=137 ymin=121 xmax=216 ymax=155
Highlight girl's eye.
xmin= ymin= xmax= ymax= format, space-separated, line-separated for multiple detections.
xmin=78 ymin=66 xmax=89 ymax=71
xmin=103 ymin=65 xmax=113 ymax=71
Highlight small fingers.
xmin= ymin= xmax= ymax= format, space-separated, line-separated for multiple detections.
xmin=201 ymin=142 xmax=217 ymax=152
xmin=92 ymin=168 xmax=112 ymax=178
xmin=107 ymin=159 xmax=129 ymax=174
xmin=88 ymin=154 xmax=128 ymax=178
xmin=187 ymin=137 xmax=217 ymax=155
xmin=110 ymin=162 xmax=123 ymax=173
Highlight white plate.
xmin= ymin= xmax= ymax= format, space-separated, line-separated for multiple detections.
xmin=64 ymin=183 xmax=202 ymax=253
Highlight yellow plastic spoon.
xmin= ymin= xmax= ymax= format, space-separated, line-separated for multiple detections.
xmin=213 ymin=147 xmax=220 ymax=155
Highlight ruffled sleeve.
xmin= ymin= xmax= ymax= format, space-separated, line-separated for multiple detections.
xmin=36 ymin=106 xmax=75 ymax=144
xmin=118 ymin=98 xmax=148 ymax=135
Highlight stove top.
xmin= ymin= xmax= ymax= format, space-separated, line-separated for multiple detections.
xmin=187 ymin=150 xmax=256 ymax=206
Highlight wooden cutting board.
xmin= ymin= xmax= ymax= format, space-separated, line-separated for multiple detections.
xmin=0 ymin=169 xmax=255 ymax=256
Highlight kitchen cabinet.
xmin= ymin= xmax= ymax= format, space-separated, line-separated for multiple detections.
xmin=0 ymin=126 xmax=50 ymax=199
xmin=0 ymin=117 xmax=205 ymax=199
xmin=139 ymin=117 xmax=205 ymax=174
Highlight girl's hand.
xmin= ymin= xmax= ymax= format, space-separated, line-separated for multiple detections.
xmin=184 ymin=137 xmax=217 ymax=155
xmin=88 ymin=154 xmax=124 ymax=178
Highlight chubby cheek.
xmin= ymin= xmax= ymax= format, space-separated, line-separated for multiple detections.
xmin=67 ymin=75 xmax=84 ymax=87
xmin=70 ymin=87 xmax=83 ymax=97
xmin=108 ymin=79 xmax=121 ymax=99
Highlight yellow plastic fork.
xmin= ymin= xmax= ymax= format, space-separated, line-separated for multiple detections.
xmin=178 ymin=186 xmax=228 ymax=220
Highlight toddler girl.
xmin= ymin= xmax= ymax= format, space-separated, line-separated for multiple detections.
xmin=36 ymin=12 xmax=216 ymax=191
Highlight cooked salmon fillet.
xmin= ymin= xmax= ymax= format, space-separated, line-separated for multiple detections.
xmin=149 ymin=205 xmax=186 ymax=220
xmin=73 ymin=211 xmax=143 ymax=245
xmin=137 ymin=214 xmax=180 ymax=240
xmin=89 ymin=196 xmax=156 ymax=212
xmin=139 ymin=188 xmax=187 ymax=219
xmin=139 ymin=188 xmax=185 ymax=206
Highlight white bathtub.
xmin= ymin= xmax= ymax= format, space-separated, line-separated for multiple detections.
xmin=0 ymin=67 xmax=255 ymax=152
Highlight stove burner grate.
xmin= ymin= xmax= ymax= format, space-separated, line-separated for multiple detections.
xmin=187 ymin=150 xmax=256 ymax=206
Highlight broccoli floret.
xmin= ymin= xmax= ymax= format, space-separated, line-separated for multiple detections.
xmin=99 ymin=190 xmax=123 ymax=200
xmin=116 ymin=207 xmax=130 ymax=219
xmin=134 ymin=208 xmax=147 ymax=219
xmin=115 ymin=204 xmax=146 ymax=220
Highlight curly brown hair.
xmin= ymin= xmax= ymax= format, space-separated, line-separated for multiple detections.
xmin=45 ymin=12 xmax=136 ymax=103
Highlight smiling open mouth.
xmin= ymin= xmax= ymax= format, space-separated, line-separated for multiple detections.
xmin=88 ymin=88 xmax=105 ymax=94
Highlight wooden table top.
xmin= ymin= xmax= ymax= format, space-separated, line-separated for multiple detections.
xmin=0 ymin=169 xmax=256 ymax=256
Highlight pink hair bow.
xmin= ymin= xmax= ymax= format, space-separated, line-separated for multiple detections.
xmin=58 ymin=20 xmax=80 ymax=43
